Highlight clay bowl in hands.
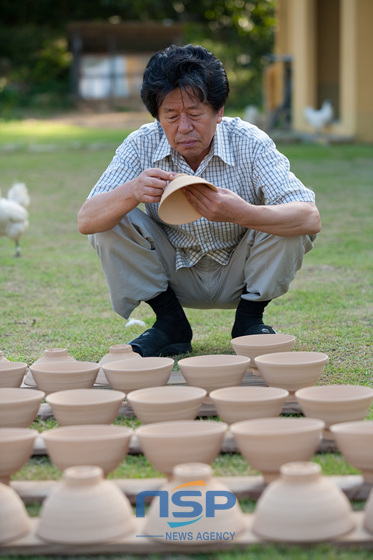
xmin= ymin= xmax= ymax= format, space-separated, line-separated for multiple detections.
xmin=252 ymin=461 xmax=356 ymax=542
xmin=127 ymin=385 xmax=206 ymax=424
xmin=0 ymin=482 xmax=32 ymax=544
xmin=102 ymin=357 xmax=174 ymax=393
xmin=46 ymin=388 xmax=125 ymax=426
xmin=330 ymin=421 xmax=373 ymax=484
xmin=0 ymin=388 xmax=45 ymax=428
xmin=254 ymin=351 xmax=329 ymax=399
xmin=0 ymin=361 xmax=28 ymax=388
xmin=0 ymin=427 xmax=38 ymax=484
xmin=230 ymin=417 xmax=325 ymax=483
xmin=296 ymin=384 xmax=373 ymax=439
xmin=36 ymin=465 xmax=136 ymax=544
xmin=231 ymin=334 xmax=296 ymax=374
xmin=42 ymin=424 xmax=133 ymax=476
xmin=209 ymin=386 xmax=289 ymax=425
xmin=177 ymin=354 xmax=250 ymax=395
xmin=159 ymin=173 xmax=217 ymax=225
xmin=30 ymin=361 xmax=100 ymax=395
xmin=135 ymin=420 xmax=227 ymax=476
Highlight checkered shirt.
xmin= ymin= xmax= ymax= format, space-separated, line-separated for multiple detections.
xmin=88 ymin=117 xmax=316 ymax=269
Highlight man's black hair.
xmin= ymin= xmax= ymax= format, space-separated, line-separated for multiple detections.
xmin=141 ymin=44 xmax=230 ymax=118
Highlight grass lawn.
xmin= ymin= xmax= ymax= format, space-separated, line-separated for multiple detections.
xmin=0 ymin=120 xmax=372 ymax=559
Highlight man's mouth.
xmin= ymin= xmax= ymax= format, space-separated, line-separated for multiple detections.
xmin=177 ymin=138 xmax=198 ymax=148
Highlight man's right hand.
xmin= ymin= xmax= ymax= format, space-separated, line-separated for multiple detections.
xmin=133 ymin=169 xmax=176 ymax=204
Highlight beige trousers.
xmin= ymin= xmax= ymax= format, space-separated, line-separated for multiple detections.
xmin=89 ymin=208 xmax=315 ymax=319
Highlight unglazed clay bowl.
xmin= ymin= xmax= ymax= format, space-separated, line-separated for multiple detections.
xmin=42 ymin=424 xmax=133 ymax=476
xmin=295 ymin=385 xmax=373 ymax=439
xmin=209 ymin=386 xmax=289 ymax=424
xmin=0 ymin=361 xmax=28 ymax=388
xmin=127 ymin=385 xmax=206 ymax=424
xmin=253 ymin=461 xmax=356 ymax=542
xmin=0 ymin=427 xmax=38 ymax=484
xmin=46 ymin=388 xmax=125 ymax=426
xmin=24 ymin=347 xmax=77 ymax=387
xmin=96 ymin=343 xmax=142 ymax=385
xmin=136 ymin=420 xmax=227 ymax=476
xmin=364 ymin=484 xmax=373 ymax=534
xmin=102 ymin=357 xmax=174 ymax=393
xmin=178 ymin=354 xmax=250 ymax=395
xmin=30 ymin=361 xmax=100 ymax=395
xmin=159 ymin=173 xmax=217 ymax=225
xmin=0 ymin=388 xmax=45 ymax=428
xmin=36 ymin=465 xmax=136 ymax=544
xmin=231 ymin=333 xmax=296 ymax=374
xmin=230 ymin=417 xmax=324 ymax=483
xmin=330 ymin=421 xmax=373 ymax=483
xmin=254 ymin=351 xmax=329 ymax=398
xmin=0 ymin=481 xmax=32 ymax=544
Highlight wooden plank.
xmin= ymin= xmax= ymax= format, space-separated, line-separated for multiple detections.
xmin=1 ymin=513 xmax=373 ymax=555
xmin=10 ymin=474 xmax=370 ymax=505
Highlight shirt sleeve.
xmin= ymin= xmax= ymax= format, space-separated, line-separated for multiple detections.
xmin=87 ymin=132 xmax=143 ymax=199
xmin=251 ymin=136 xmax=315 ymax=205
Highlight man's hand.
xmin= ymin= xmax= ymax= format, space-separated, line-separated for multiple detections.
xmin=134 ymin=169 xmax=176 ymax=204
xmin=183 ymin=185 xmax=246 ymax=223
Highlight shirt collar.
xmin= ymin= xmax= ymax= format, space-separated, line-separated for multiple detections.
xmin=212 ymin=121 xmax=236 ymax=167
xmin=152 ymin=122 xmax=172 ymax=165
xmin=151 ymin=118 xmax=236 ymax=168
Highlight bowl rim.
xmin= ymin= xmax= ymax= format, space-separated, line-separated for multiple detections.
xmin=178 ymin=354 xmax=250 ymax=367
xmin=231 ymin=334 xmax=296 ymax=347
xmin=0 ymin=427 xmax=39 ymax=441
xmin=46 ymin=388 xmax=125 ymax=406
xmin=30 ymin=361 xmax=100 ymax=374
xmin=103 ymin=356 xmax=174 ymax=373
xmin=230 ymin=416 xmax=325 ymax=435
xmin=209 ymin=386 xmax=289 ymax=402
xmin=330 ymin=420 xmax=373 ymax=434
xmin=0 ymin=361 xmax=28 ymax=372
xmin=0 ymin=387 xmax=45 ymax=402
xmin=127 ymin=385 xmax=207 ymax=403
xmin=254 ymin=351 xmax=329 ymax=365
xmin=135 ymin=419 xmax=228 ymax=437
xmin=295 ymin=384 xmax=373 ymax=402
xmin=41 ymin=424 xmax=133 ymax=442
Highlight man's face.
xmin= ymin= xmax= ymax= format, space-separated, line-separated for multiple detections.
xmin=158 ymin=87 xmax=224 ymax=171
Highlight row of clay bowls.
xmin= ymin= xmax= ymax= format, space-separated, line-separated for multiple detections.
xmin=2 ymin=380 xmax=373 ymax=439
xmin=2 ymin=461 xmax=373 ymax=546
xmin=2 ymin=414 xmax=373 ymax=487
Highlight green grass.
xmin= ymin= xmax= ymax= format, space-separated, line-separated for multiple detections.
xmin=0 ymin=120 xmax=133 ymax=148
xmin=1 ymin=121 xmax=373 ymax=558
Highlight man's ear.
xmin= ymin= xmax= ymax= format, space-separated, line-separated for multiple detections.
xmin=217 ymin=107 xmax=224 ymax=123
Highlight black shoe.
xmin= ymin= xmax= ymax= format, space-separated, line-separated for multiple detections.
xmin=128 ymin=327 xmax=192 ymax=357
xmin=233 ymin=324 xmax=277 ymax=338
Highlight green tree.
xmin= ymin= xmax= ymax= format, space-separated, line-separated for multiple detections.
xmin=0 ymin=0 xmax=275 ymax=114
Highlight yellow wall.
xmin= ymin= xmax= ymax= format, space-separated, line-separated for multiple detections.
xmin=273 ymin=0 xmax=373 ymax=142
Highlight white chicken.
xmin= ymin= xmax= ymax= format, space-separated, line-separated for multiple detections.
xmin=304 ymin=100 xmax=334 ymax=132
xmin=0 ymin=182 xmax=30 ymax=257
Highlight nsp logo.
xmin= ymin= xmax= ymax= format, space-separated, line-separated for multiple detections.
xmin=136 ymin=478 xmax=240 ymax=541
xmin=136 ymin=479 xmax=236 ymax=527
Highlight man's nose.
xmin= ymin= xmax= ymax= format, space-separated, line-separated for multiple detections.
xmin=178 ymin=114 xmax=193 ymax=132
